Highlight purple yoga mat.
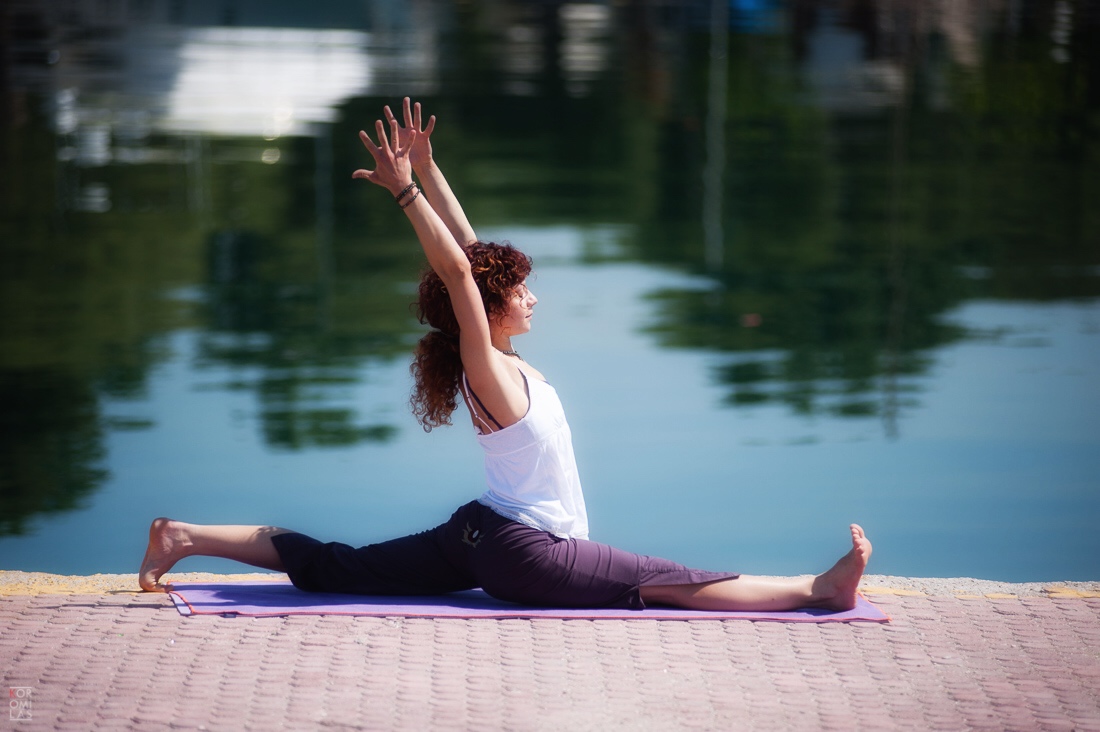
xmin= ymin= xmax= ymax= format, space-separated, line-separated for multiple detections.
xmin=168 ymin=581 xmax=889 ymax=623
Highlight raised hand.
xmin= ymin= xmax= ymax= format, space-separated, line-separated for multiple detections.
xmin=352 ymin=115 xmax=417 ymax=196
xmin=385 ymin=97 xmax=436 ymax=170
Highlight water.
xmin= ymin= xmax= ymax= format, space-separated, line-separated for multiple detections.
xmin=2 ymin=0 xmax=1098 ymax=582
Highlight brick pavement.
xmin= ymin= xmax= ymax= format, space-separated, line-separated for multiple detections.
xmin=2 ymin=590 xmax=1099 ymax=731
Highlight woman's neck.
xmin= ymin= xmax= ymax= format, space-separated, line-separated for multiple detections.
xmin=492 ymin=337 xmax=521 ymax=359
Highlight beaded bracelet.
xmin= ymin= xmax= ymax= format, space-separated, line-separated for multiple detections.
xmin=399 ymin=186 xmax=421 ymax=209
xmin=394 ymin=182 xmax=416 ymax=203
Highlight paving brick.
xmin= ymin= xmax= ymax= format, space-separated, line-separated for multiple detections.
xmin=3 ymin=592 xmax=1100 ymax=730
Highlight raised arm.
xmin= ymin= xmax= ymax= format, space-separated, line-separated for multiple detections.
xmin=352 ymin=119 xmax=465 ymax=283
xmin=385 ymin=97 xmax=477 ymax=247
xmin=353 ymin=109 xmax=529 ymax=427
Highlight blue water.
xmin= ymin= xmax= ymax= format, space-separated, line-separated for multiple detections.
xmin=2 ymin=229 xmax=1097 ymax=581
xmin=2 ymin=0 xmax=1099 ymax=583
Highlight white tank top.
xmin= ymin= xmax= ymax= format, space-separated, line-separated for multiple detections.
xmin=466 ymin=372 xmax=589 ymax=540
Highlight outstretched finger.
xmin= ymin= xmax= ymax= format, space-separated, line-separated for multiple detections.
xmin=375 ymin=119 xmax=392 ymax=156
xmin=423 ymin=114 xmax=436 ymax=138
xmin=404 ymin=97 xmax=414 ymax=129
xmin=387 ymin=115 xmax=402 ymax=153
xmin=384 ymin=104 xmax=397 ymax=126
xmin=358 ymin=129 xmax=382 ymax=156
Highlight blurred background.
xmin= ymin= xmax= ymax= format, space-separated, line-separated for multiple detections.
xmin=1 ymin=0 xmax=1097 ymax=581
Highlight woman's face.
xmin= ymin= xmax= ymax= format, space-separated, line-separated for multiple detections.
xmin=495 ymin=281 xmax=538 ymax=337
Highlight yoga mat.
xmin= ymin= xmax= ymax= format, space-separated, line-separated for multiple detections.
xmin=168 ymin=581 xmax=889 ymax=623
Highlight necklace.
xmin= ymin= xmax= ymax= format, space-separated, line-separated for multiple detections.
xmin=498 ymin=348 xmax=522 ymax=359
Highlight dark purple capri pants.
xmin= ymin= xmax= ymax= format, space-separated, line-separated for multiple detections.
xmin=271 ymin=500 xmax=738 ymax=610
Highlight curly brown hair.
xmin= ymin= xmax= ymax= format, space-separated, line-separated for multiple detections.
xmin=410 ymin=241 xmax=533 ymax=431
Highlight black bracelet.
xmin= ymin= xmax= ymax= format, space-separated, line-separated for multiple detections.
xmin=394 ymin=182 xmax=416 ymax=203
xmin=399 ymin=186 xmax=421 ymax=209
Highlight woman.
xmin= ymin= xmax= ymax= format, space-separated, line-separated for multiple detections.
xmin=139 ymin=98 xmax=871 ymax=611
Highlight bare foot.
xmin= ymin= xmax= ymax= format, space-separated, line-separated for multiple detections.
xmin=138 ymin=518 xmax=191 ymax=592
xmin=810 ymin=524 xmax=872 ymax=611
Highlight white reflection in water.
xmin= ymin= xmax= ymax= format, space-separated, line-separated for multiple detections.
xmin=559 ymin=4 xmax=611 ymax=97
xmin=75 ymin=183 xmax=111 ymax=213
xmin=165 ymin=28 xmax=372 ymax=138
xmin=42 ymin=18 xmax=437 ymax=181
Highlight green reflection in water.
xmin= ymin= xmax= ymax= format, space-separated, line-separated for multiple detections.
xmin=1 ymin=0 xmax=1097 ymax=537
xmin=1 ymin=103 xmax=197 ymax=533
xmin=631 ymin=9 xmax=1098 ymax=432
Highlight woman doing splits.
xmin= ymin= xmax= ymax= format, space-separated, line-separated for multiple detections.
xmin=139 ymin=98 xmax=871 ymax=612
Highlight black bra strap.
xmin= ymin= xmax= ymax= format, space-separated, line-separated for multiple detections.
xmin=462 ymin=374 xmax=503 ymax=431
